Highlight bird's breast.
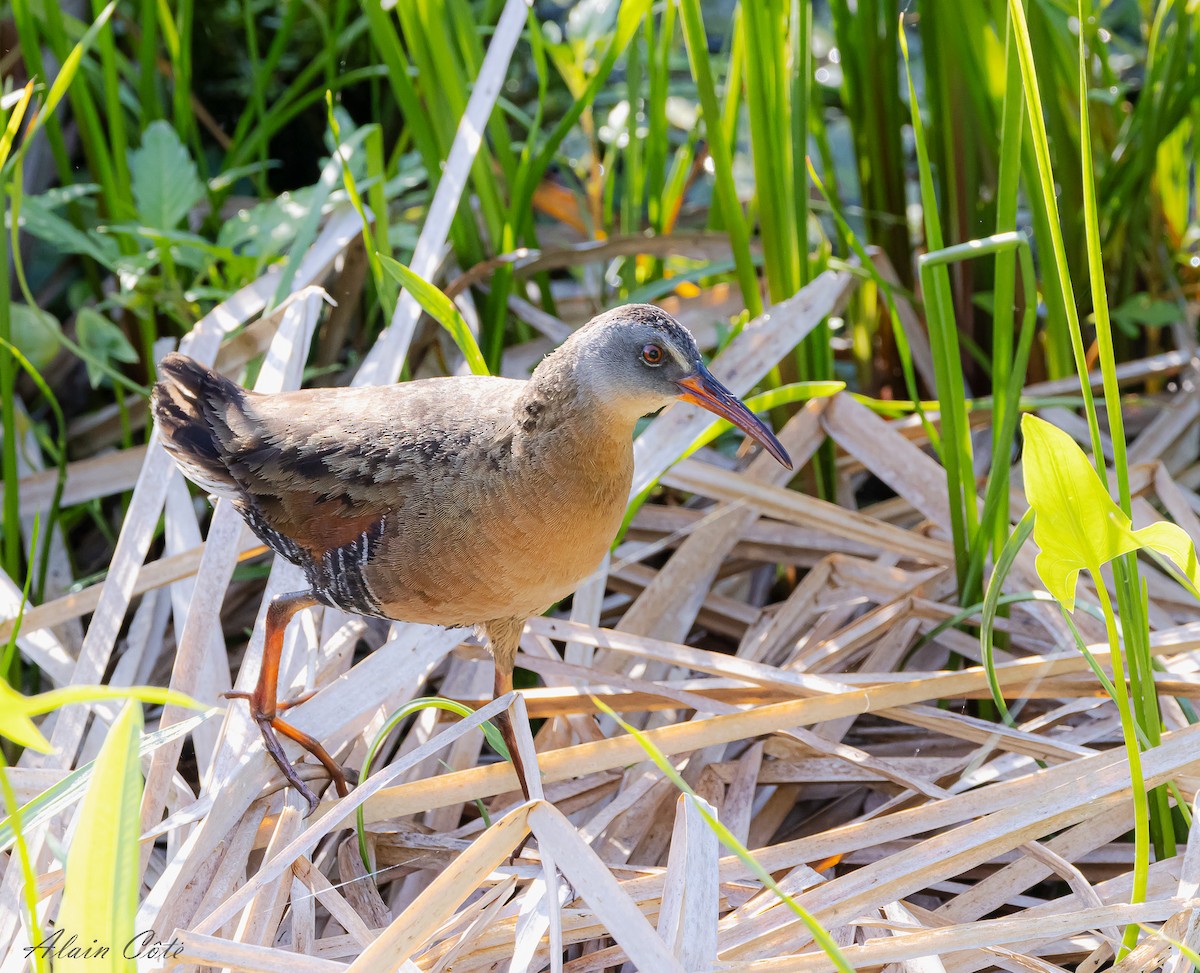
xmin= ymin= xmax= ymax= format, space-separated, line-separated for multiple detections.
xmin=358 ymin=428 xmax=633 ymax=626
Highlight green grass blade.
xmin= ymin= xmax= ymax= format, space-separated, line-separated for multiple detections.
xmin=677 ymin=0 xmax=761 ymax=317
xmin=592 ymin=696 xmax=855 ymax=973
xmin=54 ymin=701 xmax=143 ymax=973
xmin=379 ymin=255 xmax=489 ymax=375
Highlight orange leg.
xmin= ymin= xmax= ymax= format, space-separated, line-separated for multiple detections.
xmin=223 ymin=590 xmax=348 ymax=813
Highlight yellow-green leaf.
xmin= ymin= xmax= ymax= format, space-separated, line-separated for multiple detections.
xmin=378 ymin=255 xmax=489 ymax=376
xmin=1130 ymin=521 xmax=1200 ymax=598
xmin=0 ymin=681 xmax=54 ymax=753
xmin=0 ymin=680 xmax=204 ymax=754
xmin=1021 ymin=414 xmax=1200 ymax=610
xmin=56 ymin=701 xmax=142 ymax=973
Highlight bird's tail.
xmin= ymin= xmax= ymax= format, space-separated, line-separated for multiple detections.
xmin=152 ymin=353 xmax=246 ymax=500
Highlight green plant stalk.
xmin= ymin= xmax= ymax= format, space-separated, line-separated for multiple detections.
xmin=8 ymin=0 xmax=75 ymax=190
xmin=240 ymin=0 xmax=270 ymax=196
xmin=742 ymin=0 xmax=798 ymax=301
xmin=487 ymin=0 xmax=652 ymax=368
xmin=137 ymin=0 xmax=161 ymax=125
xmin=0 ymin=185 xmax=16 ymax=583
xmin=677 ymin=0 xmax=762 ymax=318
xmin=988 ymin=12 xmax=1025 ymax=624
xmin=717 ymin=3 xmax=744 ymax=203
xmin=1052 ymin=613 xmax=1193 ymax=831
xmin=1075 ymin=0 xmax=1172 ymax=865
xmin=806 ymin=160 xmax=935 ymax=448
xmin=365 ymin=125 xmax=397 ymax=314
xmin=37 ymin=0 xmax=127 ymax=223
xmin=981 ymin=508 xmax=1035 ymax=725
xmin=621 ymin=21 xmax=645 ymax=273
xmin=787 ymin=0 xmax=836 ymax=501
xmin=1092 ymin=578 xmax=1151 ymax=956
xmin=327 ymin=98 xmax=389 ymax=310
xmin=902 ymin=22 xmax=978 ymax=601
xmin=361 ymin=0 xmax=485 ymax=275
xmin=0 ymin=516 xmax=35 ymax=705
xmin=172 ymin=0 xmax=195 ymax=149
xmin=0 ymin=342 xmax=68 ymax=604
xmin=929 ymin=233 xmax=1037 ymax=602
xmin=1006 ymin=0 xmax=1103 ymax=464
xmin=223 ymin=0 xmax=302 ymax=175
xmin=829 ymin=0 xmax=910 ymax=284
xmin=91 ymin=0 xmax=132 ymax=205
xmin=644 ymin=2 xmax=674 ymax=237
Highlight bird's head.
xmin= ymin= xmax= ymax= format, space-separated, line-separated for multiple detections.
xmin=555 ymin=304 xmax=792 ymax=469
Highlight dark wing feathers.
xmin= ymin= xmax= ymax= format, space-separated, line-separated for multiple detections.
xmin=152 ymin=353 xmax=396 ymax=563
xmin=151 ymin=353 xmax=524 ymax=571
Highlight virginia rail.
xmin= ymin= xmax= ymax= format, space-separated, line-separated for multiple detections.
xmin=152 ymin=304 xmax=791 ymax=811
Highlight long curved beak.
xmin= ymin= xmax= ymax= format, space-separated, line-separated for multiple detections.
xmin=676 ymin=365 xmax=792 ymax=469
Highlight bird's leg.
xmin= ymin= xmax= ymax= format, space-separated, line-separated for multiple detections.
xmin=222 ymin=590 xmax=348 ymax=814
xmin=485 ymin=619 xmax=534 ymax=804
xmin=493 ymin=666 xmax=532 ymax=804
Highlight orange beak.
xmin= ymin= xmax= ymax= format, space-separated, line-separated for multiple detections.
xmin=676 ymin=366 xmax=792 ymax=469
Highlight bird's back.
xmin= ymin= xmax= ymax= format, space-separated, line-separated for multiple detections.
xmin=152 ymin=354 xmax=632 ymax=626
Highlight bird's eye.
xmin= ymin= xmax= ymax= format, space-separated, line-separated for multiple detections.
xmin=641 ymin=343 xmax=664 ymax=366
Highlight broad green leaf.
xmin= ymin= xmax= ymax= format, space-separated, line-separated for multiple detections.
xmin=10 ymin=304 xmax=62 ymax=372
xmin=1022 ymin=414 xmax=1200 ymax=611
xmin=56 ymin=702 xmax=142 ymax=973
xmin=76 ymin=308 xmax=139 ymax=388
xmin=128 ymin=120 xmax=205 ymax=231
xmin=378 ymin=255 xmax=489 ymax=376
xmin=15 ymin=193 xmax=121 ymax=270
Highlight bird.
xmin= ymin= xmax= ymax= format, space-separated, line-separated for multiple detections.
xmin=151 ymin=303 xmax=791 ymax=812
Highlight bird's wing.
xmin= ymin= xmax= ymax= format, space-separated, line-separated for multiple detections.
xmin=152 ymin=354 xmax=523 ymax=564
xmin=223 ymin=378 xmax=525 ymax=561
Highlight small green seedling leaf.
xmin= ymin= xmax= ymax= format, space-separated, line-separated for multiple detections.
xmin=55 ymin=701 xmax=142 ymax=973
xmin=128 ymin=120 xmax=206 ymax=231
xmin=378 ymin=255 xmax=489 ymax=376
xmin=76 ymin=308 xmax=139 ymax=388
xmin=1021 ymin=414 xmax=1200 ymax=611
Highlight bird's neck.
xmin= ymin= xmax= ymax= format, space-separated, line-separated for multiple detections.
xmin=514 ymin=356 xmax=638 ymax=459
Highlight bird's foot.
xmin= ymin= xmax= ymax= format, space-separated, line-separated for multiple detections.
xmin=222 ymin=690 xmax=350 ymax=816
xmin=223 ymin=687 xmax=317 ymax=711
